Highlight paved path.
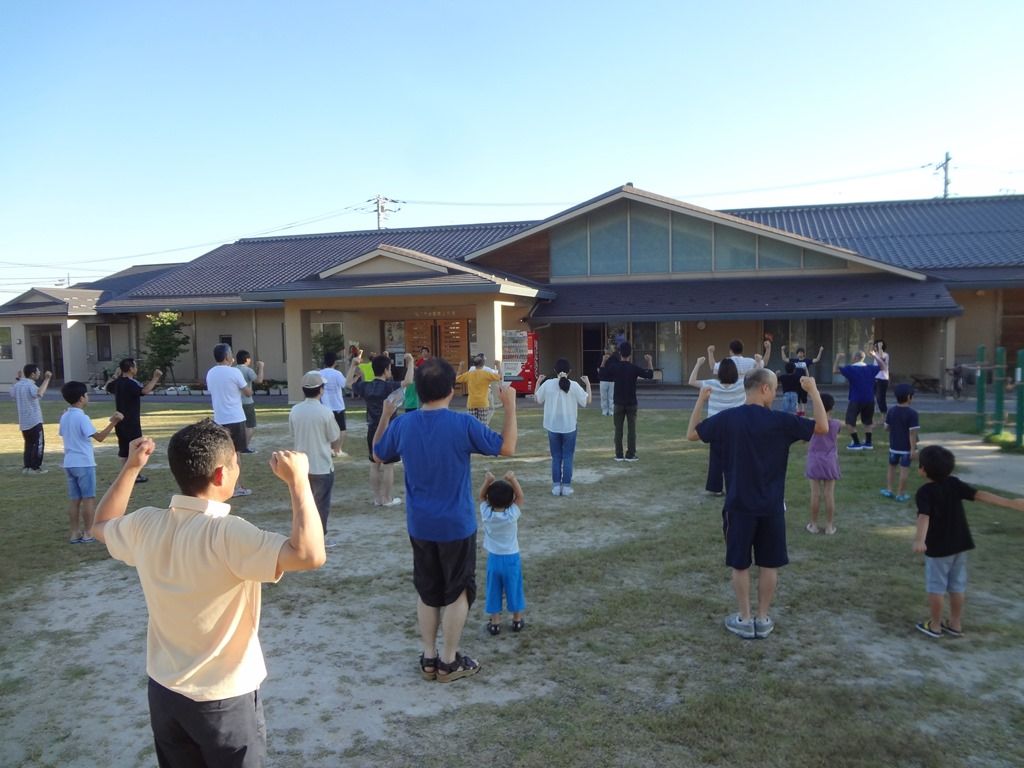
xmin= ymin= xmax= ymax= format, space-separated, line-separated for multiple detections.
xmin=920 ymin=432 xmax=1024 ymax=497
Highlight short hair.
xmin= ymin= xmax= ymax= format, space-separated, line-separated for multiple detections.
xmin=213 ymin=343 xmax=232 ymax=363
xmin=744 ymin=367 xmax=775 ymax=392
xmin=852 ymin=350 xmax=866 ymax=363
xmin=820 ymin=392 xmax=835 ymax=413
xmin=23 ymin=364 xmax=39 ymax=377
xmin=118 ymin=358 xmax=136 ymax=373
xmin=415 ymin=357 xmax=455 ymax=403
xmin=371 ymin=355 xmax=391 ymax=377
xmin=785 ymin=361 xmax=796 ymax=374
xmin=302 ymin=385 xmax=323 ymax=398
xmin=717 ymin=357 xmax=738 ymax=385
xmin=795 ymin=347 xmax=806 ymax=356
xmin=729 ymin=339 xmax=744 ymax=354
xmin=420 ymin=346 xmax=430 ymax=355
xmin=471 ymin=353 xmax=485 ymax=367
xmin=235 ymin=349 xmax=251 ymax=366
xmin=323 ymin=351 xmax=338 ymax=368
xmin=168 ymin=420 xmax=235 ymax=496
xmin=61 ymin=380 xmax=87 ymax=404
xmin=485 ymin=479 xmax=515 ymax=510
xmin=895 ymin=383 xmax=914 ymax=403
xmin=618 ymin=341 xmax=632 ymax=359
xmin=919 ymin=445 xmax=955 ymax=481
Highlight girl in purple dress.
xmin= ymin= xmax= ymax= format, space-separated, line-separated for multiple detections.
xmin=806 ymin=392 xmax=841 ymax=535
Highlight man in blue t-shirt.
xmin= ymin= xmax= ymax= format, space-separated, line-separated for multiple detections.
xmin=688 ymin=369 xmax=829 ymax=640
xmin=833 ymin=350 xmax=886 ymax=450
xmin=373 ymin=357 xmax=518 ymax=683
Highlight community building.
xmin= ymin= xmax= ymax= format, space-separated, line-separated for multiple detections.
xmin=2 ymin=184 xmax=1022 ymax=395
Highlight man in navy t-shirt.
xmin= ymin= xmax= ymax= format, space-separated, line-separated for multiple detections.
xmin=833 ymin=350 xmax=886 ymax=451
xmin=688 ymin=369 xmax=829 ymax=640
xmin=373 ymin=357 xmax=518 ymax=683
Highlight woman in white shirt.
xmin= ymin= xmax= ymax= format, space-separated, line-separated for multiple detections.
xmin=687 ymin=355 xmax=745 ymax=495
xmin=534 ymin=359 xmax=591 ymax=497
xmin=872 ymin=339 xmax=890 ymax=415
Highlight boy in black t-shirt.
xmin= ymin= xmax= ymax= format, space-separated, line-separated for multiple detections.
xmin=882 ymin=384 xmax=920 ymax=502
xmin=777 ymin=362 xmax=803 ymax=415
xmin=349 ymin=354 xmax=412 ymax=506
xmin=913 ymin=445 xmax=1024 ymax=638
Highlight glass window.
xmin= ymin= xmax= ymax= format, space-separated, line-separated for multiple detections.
xmin=758 ymin=238 xmax=802 ymax=270
xmin=589 ymin=201 xmax=628 ymax=275
xmin=629 ymin=203 xmax=669 ymax=274
xmin=803 ymin=249 xmax=848 ymax=269
xmin=671 ymin=214 xmax=712 ymax=272
xmin=219 ymin=334 xmax=233 ymax=347
xmin=96 ymin=324 xmax=112 ymax=361
xmin=550 ymin=218 xmax=588 ymax=277
xmin=714 ymin=226 xmax=756 ymax=271
xmin=632 ymin=322 xmax=657 ymax=367
xmin=0 ymin=327 xmax=11 ymax=360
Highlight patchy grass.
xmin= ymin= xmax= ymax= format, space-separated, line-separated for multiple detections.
xmin=1 ymin=397 xmax=1022 ymax=767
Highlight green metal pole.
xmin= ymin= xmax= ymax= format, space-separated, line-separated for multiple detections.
xmin=976 ymin=345 xmax=986 ymax=433
xmin=993 ymin=347 xmax=1005 ymax=436
xmin=1016 ymin=349 xmax=1024 ymax=448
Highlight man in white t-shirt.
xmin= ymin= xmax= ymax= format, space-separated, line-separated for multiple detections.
xmin=319 ymin=351 xmax=348 ymax=457
xmin=206 ymin=343 xmax=254 ymax=497
xmin=709 ymin=339 xmax=771 ymax=377
xmin=93 ymin=421 xmax=325 ymax=767
xmin=290 ymin=371 xmax=342 ymax=540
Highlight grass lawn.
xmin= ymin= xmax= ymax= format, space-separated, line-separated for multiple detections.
xmin=0 ymin=399 xmax=1021 ymax=767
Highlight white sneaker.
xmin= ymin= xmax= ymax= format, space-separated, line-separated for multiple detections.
xmin=382 ymin=497 xmax=403 ymax=507
xmin=552 ymin=484 xmax=562 ymax=496
xmin=561 ymin=485 xmax=574 ymax=497
xmin=725 ymin=613 xmax=756 ymax=639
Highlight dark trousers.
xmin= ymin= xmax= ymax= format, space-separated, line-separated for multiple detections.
xmin=148 ymin=678 xmax=266 ymax=768
xmin=874 ymin=379 xmax=889 ymax=414
xmin=613 ymin=405 xmax=637 ymax=459
xmin=308 ymin=472 xmax=334 ymax=532
xmin=22 ymin=423 xmax=44 ymax=470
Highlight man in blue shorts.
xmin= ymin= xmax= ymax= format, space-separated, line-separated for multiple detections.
xmin=833 ymin=350 xmax=886 ymax=450
xmin=688 ymin=369 xmax=829 ymax=639
xmin=373 ymin=357 xmax=518 ymax=682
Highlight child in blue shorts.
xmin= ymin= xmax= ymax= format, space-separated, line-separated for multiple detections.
xmin=478 ymin=470 xmax=526 ymax=636
xmin=882 ymin=383 xmax=920 ymax=502
xmin=58 ymin=381 xmax=122 ymax=543
xmin=912 ymin=445 xmax=1024 ymax=638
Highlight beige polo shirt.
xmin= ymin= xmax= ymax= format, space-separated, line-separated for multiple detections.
xmin=104 ymin=495 xmax=288 ymax=702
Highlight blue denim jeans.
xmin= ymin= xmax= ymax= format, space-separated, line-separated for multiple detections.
xmin=548 ymin=429 xmax=578 ymax=484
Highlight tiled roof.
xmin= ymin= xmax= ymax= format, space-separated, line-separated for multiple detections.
xmin=0 ymin=287 xmax=102 ymax=316
xmin=246 ymin=273 xmax=510 ymax=299
xmin=531 ymin=275 xmax=960 ymax=323
xmin=725 ymin=195 xmax=1024 ymax=271
xmin=120 ymin=222 xmax=536 ymax=299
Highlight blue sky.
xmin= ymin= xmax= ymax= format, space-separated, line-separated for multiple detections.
xmin=1 ymin=1 xmax=1021 ymax=301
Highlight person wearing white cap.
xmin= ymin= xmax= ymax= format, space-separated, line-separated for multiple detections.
xmin=289 ymin=371 xmax=343 ymax=539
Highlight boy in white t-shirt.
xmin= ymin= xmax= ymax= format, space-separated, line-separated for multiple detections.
xmin=478 ymin=470 xmax=526 ymax=636
xmin=58 ymin=381 xmax=122 ymax=543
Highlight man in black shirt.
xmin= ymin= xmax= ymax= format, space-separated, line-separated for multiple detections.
xmin=105 ymin=358 xmax=163 ymax=483
xmin=609 ymin=342 xmax=654 ymax=462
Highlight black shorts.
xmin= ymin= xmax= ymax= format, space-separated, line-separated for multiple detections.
xmin=219 ymin=421 xmax=248 ymax=452
xmin=115 ymin=420 xmax=142 ymax=459
xmin=333 ymin=410 xmax=347 ymax=431
xmin=410 ymin=533 xmax=477 ymax=608
xmin=723 ymin=509 xmax=788 ymax=570
xmin=844 ymin=400 xmax=874 ymax=427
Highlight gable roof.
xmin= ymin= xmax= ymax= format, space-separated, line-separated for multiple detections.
xmin=0 ymin=287 xmax=104 ymax=317
xmin=725 ymin=195 xmax=1024 ymax=277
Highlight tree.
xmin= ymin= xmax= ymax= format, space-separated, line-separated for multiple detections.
xmin=311 ymin=328 xmax=346 ymax=370
xmin=143 ymin=312 xmax=191 ymax=384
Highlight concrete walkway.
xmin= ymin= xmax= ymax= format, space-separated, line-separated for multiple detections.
xmin=920 ymin=432 xmax=1024 ymax=497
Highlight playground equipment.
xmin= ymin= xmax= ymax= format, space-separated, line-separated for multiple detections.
xmin=972 ymin=345 xmax=1024 ymax=448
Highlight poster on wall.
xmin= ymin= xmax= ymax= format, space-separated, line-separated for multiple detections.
xmin=384 ymin=321 xmax=405 ymax=356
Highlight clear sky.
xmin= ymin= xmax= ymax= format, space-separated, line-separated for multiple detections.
xmin=2 ymin=0 xmax=1021 ymax=302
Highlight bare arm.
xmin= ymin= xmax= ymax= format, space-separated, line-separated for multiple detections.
xmin=974 ymin=490 xmax=1024 ymax=512
xmin=760 ymin=339 xmax=772 ymax=368
xmin=832 ymin=352 xmax=845 ymax=374
xmin=781 ymin=344 xmax=789 ymax=360
xmin=913 ymin=515 xmax=929 ymax=552
xmin=346 ymin=356 xmax=363 ymax=384
xmin=497 ymin=384 xmax=518 ymax=456
xmin=579 ymin=375 xmax=592 ymax=405
xmin=402 ymin=353 xmax=415 ymax=387
xmin=93 ymin=411 xmax=124 ymax=442
xmin=801 ymin=377 xmax=830 ymax=434
xmin=478 ymin=470 xmax=495 ymax=501
xmin=93 ymin=437 xmax=157 ymax=542
xmin=504 ymin=470 xmax=525 ymax=507
xmin=272 ymin=451 xmax=327 ymax=573
xmin=141 ymin=368 xmax=163 ymax=395
xmin=813 ymin=346 xmax=825 ymax=363
xmin=687 ymin=357 xmax=706 ymax=388
xmin=909 ymin=428 xmax=919 ymax=458
xmin=37 ymin=371 xmax=53 ymax=398
xmin=687 ymin=387 xmax=712 ymax=441
xmin=254 ymin=361 xmax=265 ymax=385
xmin=706 ymin=345 xmax=717 ymax=370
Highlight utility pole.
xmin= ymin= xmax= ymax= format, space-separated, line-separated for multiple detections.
xmin=935 ymin=152 xmax=952 ymax=198
xmin=367 ymin=195 xmax=401 ymax=229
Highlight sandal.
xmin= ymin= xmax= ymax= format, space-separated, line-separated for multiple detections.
xmin=511 ymin=619 xmax=525 ymax=633
xmin=419 ymin=652 xmax=438 ymax=681
xmin=487 ymin=622 xmax=501 ymax=636
xmin=805 ymin=523 xmax=820 ymax=534
xmin=436 ymin=652 xmax=481 ymax=683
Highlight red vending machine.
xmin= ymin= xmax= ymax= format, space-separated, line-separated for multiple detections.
xmin=501 ymin=329 xmax=538 ymax=395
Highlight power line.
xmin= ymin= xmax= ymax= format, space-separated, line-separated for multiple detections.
xmin=676 ymin=164 xmax=933 ymax=200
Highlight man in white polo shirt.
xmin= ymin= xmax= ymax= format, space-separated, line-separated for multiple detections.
xmin=93 ymin=421 xmax=325 ymax=768
xmin=206 ymin=343 xmax=253 ymax=497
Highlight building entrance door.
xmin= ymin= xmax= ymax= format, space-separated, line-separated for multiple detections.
xmin=404 ymin=319 xmax=469 ymax=367
xmin=581 ymin=323 xmax=605 ymax=380
xmin=28 ymin=325 xmax=64 ymax=380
